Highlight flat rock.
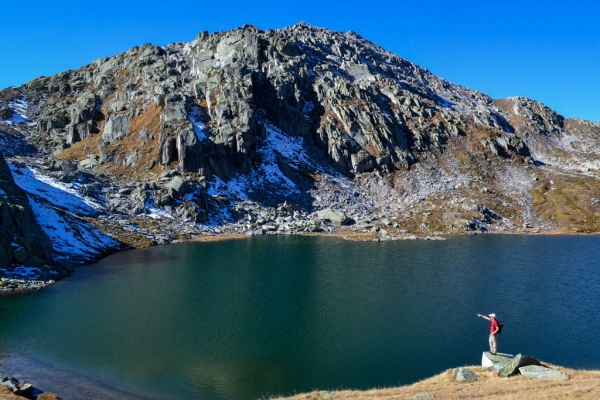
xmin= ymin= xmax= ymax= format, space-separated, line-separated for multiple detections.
xmin=519 ymin=365 xmax=569 ymax=381
xmin=412 ymin=394 xmax=435 ymax=400
xmin=498 ymin=353 xmax=541 ymax=377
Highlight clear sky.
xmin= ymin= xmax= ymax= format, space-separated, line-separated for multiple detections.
xmin=1 ymin=1 xmax=599 ymax=121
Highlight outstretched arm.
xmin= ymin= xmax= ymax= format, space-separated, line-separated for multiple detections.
xmin=477 ymin=313 xmax=490 ymax=321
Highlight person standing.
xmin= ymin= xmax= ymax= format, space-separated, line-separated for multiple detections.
xmin=477 ymin=313 xmax=500 ymax=354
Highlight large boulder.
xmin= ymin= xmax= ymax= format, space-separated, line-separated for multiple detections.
xmin=317 ymin=208 xmax=352 ymax=225
xmin=166 ymin=176 xmax=190 ymax=195
xmin=0 ymin=105 xmax=12 ymax=119
xmin=519 ymin=365 xmax=569 ymax=381
xmin=455 ymin=367 xmax=478 ymax=382
xmin=481 ymin=351 xmax=513 ymax=371
xmin=498 ymin=353 xmax=541 ymax=377
xmin=102 ymin=111 xmax=133 ymax=143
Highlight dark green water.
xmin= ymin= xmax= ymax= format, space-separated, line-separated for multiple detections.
xmin=1 ymin=235 xmax=600 ymax=399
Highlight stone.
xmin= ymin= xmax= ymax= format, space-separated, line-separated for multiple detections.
xmin=0 ymin=105 xmax=13 ymax=119
xmin=103 ymin=111 xmax=133 ymax=143
xmin=317 ymin=208 xmax=352 ymax=225
xmin=166 ymin=176 xmax=189 ymax=195
xmin=412 ymin=394 xmax=435 ymax=400
xmin=519 ymin=365 xmax=569 ymax=381
xmin=49 ymin=160 xmax=77 ymax=174
xmin=498 ymin=353 xmax=541 ymax=377
xmin=2 ymin=379 xmax=19 ymax=392
xmin=17 ymin=383 xmax=34 ymax=396
xmin=78 ymin=158 xmax=98 ymax=170
xmin=455 ymin=367 xmax=478 ymax=382
xmin=481 ymin=351 xmax=514 ymax=371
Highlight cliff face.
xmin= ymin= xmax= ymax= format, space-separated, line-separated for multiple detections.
xmin=0 ymin=22 xmax=599 ymax=264
xmin=0 ymin=151 xmax=54 ymax=273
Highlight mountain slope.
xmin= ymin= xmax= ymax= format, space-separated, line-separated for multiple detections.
xmin=1 ymin=23 xmax=599 ymax=275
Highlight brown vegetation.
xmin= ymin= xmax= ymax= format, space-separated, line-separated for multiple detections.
xmin=532 ymin=170 xmax=600 ymax=233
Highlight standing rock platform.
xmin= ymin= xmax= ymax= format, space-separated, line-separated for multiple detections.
xmin=481 ymin=352 xmax=569 ymax=380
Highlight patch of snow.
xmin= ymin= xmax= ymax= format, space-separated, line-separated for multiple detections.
xmin=189 ymin=107 xmax=208 ymax=141
xmin=28 ymin=195 xmax=119 ymax=262
xmin=207 ymin=175 xmax=249 ymax=200
xmin=7 ymin=266 xmax=43 ymax=279
xmin=1 ymin=97 xmax=29 ymax=124
xmin=9 ymin=164 xmax=101 ymax=215
xmin=144 ymin=196 xmax=174 ymax=219
xmin=487 ymin=209 xmax=502 ymax=218
xmin=436 ymin=95 xmax=453 ymax=109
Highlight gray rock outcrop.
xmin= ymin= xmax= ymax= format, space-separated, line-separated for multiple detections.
xmin=497 ymin=353 xmax=541 ymax=377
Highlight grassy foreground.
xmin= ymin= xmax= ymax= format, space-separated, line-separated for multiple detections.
xmin=275 ymin=364 xmax=600 ymax=400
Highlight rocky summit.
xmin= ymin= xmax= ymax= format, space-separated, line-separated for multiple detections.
xmin=1 ymin=23 xmax=599 ymax=282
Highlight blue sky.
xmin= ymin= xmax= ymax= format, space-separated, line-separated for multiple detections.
xmin=1 ymin=1 xmax=599 ymax=121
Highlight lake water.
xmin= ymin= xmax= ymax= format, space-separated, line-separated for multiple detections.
xmin=1 ymin=235 xmax=599 ymax=399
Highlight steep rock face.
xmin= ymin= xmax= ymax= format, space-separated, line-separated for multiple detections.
xmin=0 ymin=152 xmax=54 ymax=270
xmin=11 ymin=23 xmax=523 ymax=180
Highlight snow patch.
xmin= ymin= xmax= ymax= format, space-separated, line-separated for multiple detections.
xmin=144 ymin=196 xmax=175 ymax=219
xmin=9 ymin=164 xmax=101 ymax=215
xmin=189 ymin=107 xmax=208 ymax=141
xmin=436 ymin=95 xmax=453 ymax=109
xmin=28 ymin=196 xmax=118 ymax=262
xmin=4 ymin=266 xmax=43 ymax=279
xmin=1 ymin=97 xmax=29 ymax=124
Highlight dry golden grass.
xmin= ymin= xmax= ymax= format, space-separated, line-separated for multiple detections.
xmin=275 ymin=364 xmax=600 ymax=400
xmin=531 ymin=171 xmax=600 ymax=233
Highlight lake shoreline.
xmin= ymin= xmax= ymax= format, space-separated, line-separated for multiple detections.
xmin=3 ymin=228 xmax=600 ymax=295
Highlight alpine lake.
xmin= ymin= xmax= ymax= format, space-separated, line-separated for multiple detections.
xmin=1 ymin=234 xmax=599 ymax=399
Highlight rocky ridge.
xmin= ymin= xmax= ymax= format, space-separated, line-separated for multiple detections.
xmin=1 ymin=23 xmax=599 ymax=280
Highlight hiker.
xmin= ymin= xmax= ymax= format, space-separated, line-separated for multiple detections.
xmin=477 ymin=313 xmax=500 ymax=355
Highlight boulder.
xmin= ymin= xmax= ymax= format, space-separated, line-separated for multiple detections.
xmin=481 ymin=352 xmax=513 ymax=371
xmin=317 ymin=208 xmax=352 ymax=225
xmin=498 ymin=353 xmax=541 ymax=377
xmin=519 ymin=365 xmax=569 ymax=381
xmin=166 ymin=176 xmax=189 ymax=195
xmin=0 ymin=105 xmax=12 ymax=119
xmin=412 ymin=394 xmax=435 ymax=400
xmin=102 ymin=111 xmax=133 ymax=143
xmin=49 ymin=160 xmax=77 ymax=174
xmin=163 ymin=93 xmax=188 ymax=122
xmin=455 ymin=367 xmax=478 ymax=382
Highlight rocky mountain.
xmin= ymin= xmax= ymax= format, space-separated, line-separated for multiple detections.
xmin=1 ymin=23 xmax=599 ymax=282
